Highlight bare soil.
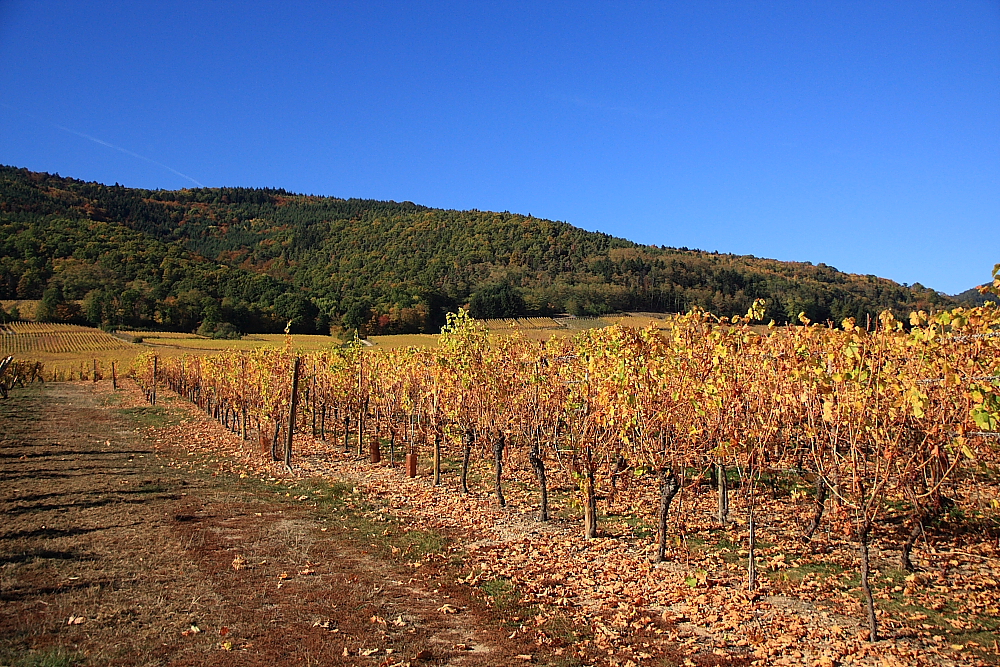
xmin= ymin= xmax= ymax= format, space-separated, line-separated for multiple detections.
xmin=0 ymin=383 xmax=556 ymax=666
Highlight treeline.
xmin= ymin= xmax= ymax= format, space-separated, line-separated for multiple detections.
xmin=0 ymin=165 xmax=958 ymax=335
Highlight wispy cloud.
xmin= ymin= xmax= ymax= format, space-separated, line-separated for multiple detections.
xmin=547 ymin=93 xmax=664 ymax=120
xmin=2 ymin=103 xmax=204 ymax=187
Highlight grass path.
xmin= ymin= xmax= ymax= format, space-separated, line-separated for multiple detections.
xmin=0 ymin=383 xmax=549 ymax=667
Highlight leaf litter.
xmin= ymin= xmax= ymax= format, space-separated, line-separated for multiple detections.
xmin=106 ymin=379 xmax=1000 ymax=666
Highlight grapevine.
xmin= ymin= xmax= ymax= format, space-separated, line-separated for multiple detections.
xmin=130 ymin=301 xmax=1000 ymax=640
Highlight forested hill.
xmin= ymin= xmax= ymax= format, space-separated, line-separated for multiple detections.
xmin=0 ymin=165 xmax=957 ymax=335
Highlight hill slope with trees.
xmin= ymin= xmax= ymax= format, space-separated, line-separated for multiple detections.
xmin=0 ymin=165 xmax=957 ymax=334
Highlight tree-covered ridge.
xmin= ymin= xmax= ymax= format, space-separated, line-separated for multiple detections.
xmin=0 ymin=165 xmax=957 ymax=334
xmin=0 ymin=169 xmax=323 ymax=334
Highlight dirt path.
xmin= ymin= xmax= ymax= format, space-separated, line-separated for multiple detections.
xmin=0 ymin=384 xmax=548 ymax=666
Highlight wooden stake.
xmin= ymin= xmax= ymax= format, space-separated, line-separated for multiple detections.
xmin=433 ymin=431 xmax=441 ymax=485
xmin=284 ymin=357 xmax=300 ymax=470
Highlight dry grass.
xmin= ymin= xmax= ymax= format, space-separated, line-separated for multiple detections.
xmin=366 ymin=333 xmax=441 ymax=349
xmin=0 ymin=300 xmax=41 ymax=319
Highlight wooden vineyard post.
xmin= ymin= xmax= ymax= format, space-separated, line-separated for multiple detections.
xmin=433 ymin=431 xmax=441 ymax=486
xmin=343 ymin=413 xmax=351 ymax=452
xmin=151 ymin=356 xmax=158 ymax=405
xmin=92 ymin=359 xmax=98 ymax=383
xmin=310 ymin=369 xmax=317 ymax=437
xmin=355 ymin=356 xmax=365 ymax=458
xmin=493 ymin=432 xmax=506 ymax=508
xmin=405 ymin=414 xmax=417 ymax=477
xmin=111 ymin=362 xmax=118 ymax=390
xmin=283 ymin=357 xmax=300 ymax=470
xmin=369 ymin=436 xmax=381 ymax=464
xmin=356 ymin=408 xmax=364 ymax=458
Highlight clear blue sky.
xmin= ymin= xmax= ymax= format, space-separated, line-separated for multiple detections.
xmin=1 ymin=1 xmax=997 ymax=295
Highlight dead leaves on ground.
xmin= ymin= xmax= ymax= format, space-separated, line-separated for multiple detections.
xmin=105 ymin=381 xmax=1000 ymax=666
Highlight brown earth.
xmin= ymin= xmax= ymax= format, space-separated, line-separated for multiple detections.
xmin=0 ymin=383 xmax=565 ymax=666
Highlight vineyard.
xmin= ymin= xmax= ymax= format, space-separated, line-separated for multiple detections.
xmin=0 ymin=322 xmax=138 ymax=381
xmin=129 ymin=292 xmax=1000 ymax=657
xmin=0 ymin=325 xmax=351 ymax=380
xmin=0 ymin=322 xmax=134 ymax=355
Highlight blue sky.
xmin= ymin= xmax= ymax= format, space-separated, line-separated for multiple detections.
xmin=1 ymin=1 xmax=997 ymax=295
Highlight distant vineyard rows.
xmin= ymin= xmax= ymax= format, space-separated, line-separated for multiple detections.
xmin=0 ymin=323 xmax=133 ymax=355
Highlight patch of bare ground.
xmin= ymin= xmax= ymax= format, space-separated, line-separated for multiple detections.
xmin=0 ymin=383 xmax=567 ymax=666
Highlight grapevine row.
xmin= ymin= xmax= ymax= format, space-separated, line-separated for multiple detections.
xmin=132 ymin=301 xmax=1000 ymax=640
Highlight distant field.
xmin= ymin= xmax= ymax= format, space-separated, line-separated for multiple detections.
xmin=477 ymin=313 xmax=673 ymax=337
xmin=0 ymin=325 xmax=347 ymax=379
xmin=0 ymin=314 xmax=677 ymax=378
xmin=603 ymin=313 xmax=672 ymax=329
xmin=138 ymin=331 xmax=339 ymax=353
xmin=480 ymin=316 xmax=564 ymax=331
xmin=366 ymin=333 xmax=441 ymax=348
xmin=368 ymin=314 xmax=672 ymax=346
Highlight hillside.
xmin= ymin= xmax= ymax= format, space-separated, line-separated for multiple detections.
xmin=954 ymin=286 xmax=997 ymax=307
xmin=0 ymin=165 xmax=956 ymax=334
